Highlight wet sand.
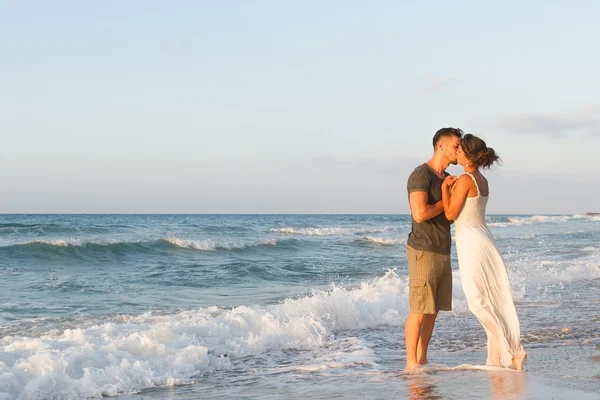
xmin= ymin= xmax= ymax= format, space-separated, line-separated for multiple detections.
xmin=119 ymin=343 xmax=599 ymax=399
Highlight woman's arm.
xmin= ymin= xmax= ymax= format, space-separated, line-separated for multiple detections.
xmin=442 ymin=175 xmax=473 ymax=221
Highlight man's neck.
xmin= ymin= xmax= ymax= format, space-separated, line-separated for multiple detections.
xmin=427 ymin=156 xmax=450 ymax=175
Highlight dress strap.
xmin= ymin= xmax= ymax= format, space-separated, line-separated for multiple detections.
xmin=465 ymin=172 xmax=481 ymax=196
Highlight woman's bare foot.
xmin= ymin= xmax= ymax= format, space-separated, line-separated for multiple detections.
xmin=405 ymin=360 xmax=420 ymax=371
xmin=512 ymin=352 xmax=527 ymax=370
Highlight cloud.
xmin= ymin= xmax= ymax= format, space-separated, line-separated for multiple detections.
xmin=419 ymin=75 xmax=457 ymax=94
xmin=480 ymin=105 xmax=600 ymax=137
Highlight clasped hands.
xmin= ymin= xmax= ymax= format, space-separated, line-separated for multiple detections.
xmin=442 ymin=175 xmax=458 ymax=190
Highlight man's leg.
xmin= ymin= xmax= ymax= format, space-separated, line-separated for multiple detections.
xmin=405 ymin=312 xmax=424 ymax=370
xmin=405 ymin=246 xmax=436 ymax=370
xmin=417 ymin=252 xmax=451 ymax=365
xmin=416 ymin=310 xmax=439 ymax=365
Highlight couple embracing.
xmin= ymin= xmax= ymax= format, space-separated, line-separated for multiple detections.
xmin=404 ymin=128 xmax=527 ymax=371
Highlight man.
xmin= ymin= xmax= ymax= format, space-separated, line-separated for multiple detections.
xmin=404 ymin=127 xmax=462 ymax=371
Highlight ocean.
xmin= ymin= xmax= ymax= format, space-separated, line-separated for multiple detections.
xmin=0 ymin=214 xmax=598 ymax=399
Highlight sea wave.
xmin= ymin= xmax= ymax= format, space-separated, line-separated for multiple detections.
xmin=0 ymin=237 xmax=282 ymax=255
xmin=507 ymin=215 xmax=571 ymax=225
xmin=574 ymin=214 xmax=600 ymax=222
xmin=356 ymin=236 xmax=402 ymax=246
xmin=504 ymin=251 xmax=600 ymax=303
xmin=487 ymin=214 xmax=599 ymax=227
xmin=0 ymin=223 xmax=79 ymax=235
xmin=0 ymin=223 xmax=47 ymax=228
xmin=164 ymin=237 xmax=277 ymax=251
xmin=0 ymin=270 xmax=408 ymax=399
xmin=270 ymin=226 xmax=389 ymax=236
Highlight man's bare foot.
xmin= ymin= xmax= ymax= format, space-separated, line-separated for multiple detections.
xmin=512 ymin=352 xmax=527 ymax=370
xmin=405 ymin=360 xmax=420 ymax=371
xmin=418 ymin=359 xmax=429 ymax=365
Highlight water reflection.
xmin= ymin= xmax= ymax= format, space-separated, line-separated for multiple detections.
xmin=405 ymin=373 xmax=441 ymax=400
xmin=488 ymin=370 xmax=528 ymax=399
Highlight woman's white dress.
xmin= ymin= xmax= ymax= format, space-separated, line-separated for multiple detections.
xmin=454 ymin=173 xmax=525 ymax=367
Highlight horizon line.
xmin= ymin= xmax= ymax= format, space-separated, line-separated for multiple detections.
xmin=0 ymin=212 xmax=588 ymax=216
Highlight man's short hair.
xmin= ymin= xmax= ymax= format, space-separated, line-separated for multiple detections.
xmin=432 ymin=127 xmax=463 ymax=148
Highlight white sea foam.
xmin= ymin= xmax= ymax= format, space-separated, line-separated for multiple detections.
xmin=353 ymin=227 xmax=391 ymax=234
xmin=487 ymin=214 xmax=598 ymax=227
xmin=515 ymin=234 xmax=535 ymax=240
xmin=487 ymin=222 xmax=510 ymax=227
xmin=0 ymin=270 xmax=409 ymax=399
xmin=451 ymin=250 xmax=600 ymax=308
xmin=4 ymin=238 xmax=277 ymax=251
xmin=574 ymin=214 xmax=600 ymax=221
xmin=502 ymin=251 xmax=600 ymax=303
xmin=164 ymin=237 xmax=217 ymax=251
xmin=21 ymin=239 xmax=84 ymax=247
xmin=487 ymin=215 xmax=589 ymax=228
xmin=506 ymin=215 xmax=571 ymax=225
xmin=7 ymin=238 xmax=123 ymax=248
xmin=164 ymin=237 xmax=276 ymax=251
xmin=259 ymin=337 xmax=381 ymax=374
xmin=270 ymin=227 xmax=388 ymax=236
xmin=518 ymin=258 xmax=600 ymax=286
xmin=271 ymin=227 xmax=347 ymax=236
xmin=360 ymin=236 xmax=402 ymax=246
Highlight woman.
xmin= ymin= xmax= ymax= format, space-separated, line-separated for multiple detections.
xmin=441 ymin=134 xmax=526 ymax=370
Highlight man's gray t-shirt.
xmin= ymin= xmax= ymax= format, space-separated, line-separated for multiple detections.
xmin=406 ymin=163 xmax=451 ymax=255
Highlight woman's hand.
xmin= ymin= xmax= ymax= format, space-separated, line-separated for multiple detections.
xmin=442 ymin=175 xmax=457 ymax=189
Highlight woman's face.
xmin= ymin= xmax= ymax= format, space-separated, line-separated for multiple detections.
xmin=457 ymin=144 xmax=471 ymax=167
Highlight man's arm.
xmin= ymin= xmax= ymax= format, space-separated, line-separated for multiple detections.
xmin=409 ymin=191 xmax=444 ymax=223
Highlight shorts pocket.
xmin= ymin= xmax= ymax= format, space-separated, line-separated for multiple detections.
xmin=413 ymin=250 xmax=426 ymax=262
xmin=409 ymin=278 xmax=427 ymax=287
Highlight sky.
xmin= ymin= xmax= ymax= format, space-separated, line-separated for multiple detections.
xmin=1 ymin=1 xmax=599 ymax=214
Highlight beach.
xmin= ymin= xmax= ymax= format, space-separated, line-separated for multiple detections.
xmin=0 ymin=214 xmax=598 ymax=399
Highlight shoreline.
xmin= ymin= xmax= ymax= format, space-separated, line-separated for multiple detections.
xmin=117 ymin=343 xmax=600 ymax=399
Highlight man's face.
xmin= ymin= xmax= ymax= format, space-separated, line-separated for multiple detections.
xmin=442 ymin=136 xmax=460 ymax=165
